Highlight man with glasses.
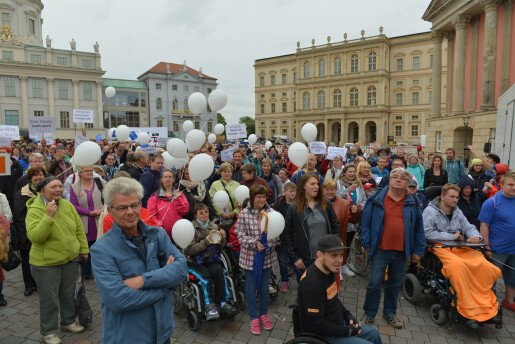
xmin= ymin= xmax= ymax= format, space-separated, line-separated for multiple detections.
xmin=14 ymin=152 xmax=47 ymax=195
xmin=91 ymin=177 xmax=187 ymax=344
xmin=360 ymin=168 xmax=426 ymax=329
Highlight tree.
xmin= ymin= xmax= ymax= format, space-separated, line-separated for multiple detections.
xmin=239 ymin=116 xmax=255 ymax=134
xmin=216 ymin=113 xmax=227 ymax=126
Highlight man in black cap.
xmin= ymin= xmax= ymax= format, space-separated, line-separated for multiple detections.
xmin=297 ymin=234 xmax=382 ymax=344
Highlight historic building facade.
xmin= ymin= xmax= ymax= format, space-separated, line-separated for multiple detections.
xmin=255 ymin=29 xmax=444 ymax=147
xmin=138 ymin=61 xmax=218 ymax=139
xmin=0 ymin=0 xmax=105 ymax=139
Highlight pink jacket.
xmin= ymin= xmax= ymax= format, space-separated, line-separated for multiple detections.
xmin=147 ymin=190 xmax=189 ymax=237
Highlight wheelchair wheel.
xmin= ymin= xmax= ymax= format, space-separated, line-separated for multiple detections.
xmin=187 ymin=310 xmax=201 ymax=331
xmin=172 ymin=287 xmax=183 ymax=314
xmin=236 ymin=291 xmax=246 ymax=311
xmin=348 ymin=235 xmax=368 ymax=275
xmin=403 ymin=273 xmax=423 ymax=304
xmin=221 ymin=250 xmax=233 ymax=274
xmin=285 ymin=337 xmax=329 ymax=344
xmin=430 ymin=304 xmax=447 ymax=325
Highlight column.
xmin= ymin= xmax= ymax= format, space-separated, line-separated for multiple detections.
xmin=445 ymin=32 xmax=454 ymax=115
xmin=431 ymin=31 xmax=443 ymax=118
xmin=47 ymin=78 xmax=55 ymax=117
xmin=20 ymin=76 xmax=28 ymax=129
xmin=72 ymin=80 xmax=80 ymax=109
xmin=452 ymin=15 xmax=468 ymax=115
xmin=96 ymin=81 xmax=103 ymax=128
xmin=480 ymin=0 xmax=499 ymax=109
xmin=340 ymin=118 xmax=345 ymax=145
xmin=500 ymin=0 xmax=512 ymax=94
xmin=469 ymin=19 xmax=479 ymax=111
xmin=324 ymin=119 xmax=330 ymax=143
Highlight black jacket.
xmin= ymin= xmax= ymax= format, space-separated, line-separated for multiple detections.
xmin=458 ymin=176 xmax=486 ymax=229
xmin=128 ymin=165 xmax=144 ymax=181
xmin=11 ymin=185 xmax=36 ymax=250
xmin=0 ymin=157 xmax=23 ymax=207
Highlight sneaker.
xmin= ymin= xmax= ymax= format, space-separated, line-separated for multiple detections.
xmin=269 ymin=285 xmax=277 ymax=294
xmin=43 ymin=334 xmax=61 ymax=344
xmin=0 ymin=294 xmax=6 ymax=306
xmin=220 ymin=303 xmax=239 ymax=317
xmin=60 ymin=323 xmax=85 ymax=334
xmin=360 ymin=314 xmax=374 ymax=324
xmin=341 ymin=264 xmax=355 ymax=277
xmin=250 ymin=318 xmax=261 ymax=335
xmin=502 ymin=299 xmax=515 ymax=312
xmin=280 ymin=281 xmax=289 ymax=293
xmin=259 ymin=314 xmax=273 ymax=330
xmin=383 ymin=315 xmax=403 ymax=329
xmin=204 ymin=303 xmax=220 ymax=320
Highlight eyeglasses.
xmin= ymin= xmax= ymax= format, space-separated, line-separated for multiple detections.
xmin=30 ymin=160 xmax=43 ymax=163
xmin=111 ymin=202 xmax=141 ymax=212
xmin=390 ymin=175 xmax=410 ymax=181
xmin=81 ymin=169 xmax=94 ymax=173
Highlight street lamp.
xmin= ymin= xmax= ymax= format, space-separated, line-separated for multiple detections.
xmin=105 ymin=86 xmax=116 ymax=129
xmin=463 ymin=116 xmax=470 ymax=167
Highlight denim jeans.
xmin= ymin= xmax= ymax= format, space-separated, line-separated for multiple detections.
xmin=326 ymin=324 xmax=383 ymax=344
xmin=277 ymin=245 xmax=290 ymax=283
xmin=244 ymin=267 xmax=272 ymax=319
xmin=363 ymin=249 xmax=407 ymax=319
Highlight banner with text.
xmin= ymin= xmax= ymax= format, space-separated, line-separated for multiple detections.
xmin=29 ymin=117 xmax=55 ymax=135
xmin=309 ymin=141 xmax=327 ymax=155
xmin=220 ymin=146 xmax=237 ymax=162
xmin=327 ymin=146 xmax=348 ymax=160
xmin=226 ymin=124 xmax=247 ymax=140
xmin=0 ymin=125 xmax=20 ymax=140
xmin=73 ymin=109 xmax=95 ymax=124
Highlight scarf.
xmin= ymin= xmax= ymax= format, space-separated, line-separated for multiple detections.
xmin=339 ymin=175 xmax=361 ymax=188
xmin=180 ymin=179 xmax=206 ymax=202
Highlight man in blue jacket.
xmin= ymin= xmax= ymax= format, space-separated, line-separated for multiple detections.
xmin=140 ymin=153 xmax=164 ymax=207
xmin=91 ymin=177 xmax=187 ymax=344
xmin=360 ymin=168 xmax=426 ymax=329
xmin=444 ymin=148 xmax=466 ymax=184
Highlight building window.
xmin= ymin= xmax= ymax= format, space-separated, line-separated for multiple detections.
xmin=82 ymin=59 xmax=92 ymax=68
xmin=293 ymin=72 xmax=297 ymax=82
xmin=140 ymin=93 xmax=146 ymax=107
xmin=430 ymin=54 xmax=434 ymax=68
xmin=58 ymin=80 xmax=68 ymax=99
xmin=171 ymin=84 xmax=177 ymax=90
xmin=428 ymin=90 xmax=432 ymax=104
xmin=282 ymin=128 xmax=287 ymax=135
xmin=395 ymin=115 xmax=403 ymax=120
xmin=367 ymin=86 xmax=376 ymax=105
xmin=334 ymin=57 xmax=342 ymax=75
xmin=317 ymin=91 xmax=326 ymax=109
xmin=412 ymin=56 xmax=420 ymax=69
xmin=4 ymin=110 xmax=18 ymax=126
xmin=34 ymin=110 xmax=44 ymax=117
xmin=30 ymin=54 xmax=41 ymax=63
xmin=182 ymin=85 xmax=188 ymax=92
xmin=156 ymin=119 xmax=163 ymax=127
xmin=435 ymin=131 xmax=442 ymax=152
xmin=156 ymin=97 xmax=162 ymax=110
xmin=395 ymin=93 xmax=403 ymax=105
xmin=195 ymin=121 xmax=200 ymax=129
xmin=271 ymin=93 xmax=275 ymax=98
xmin=411 ymin=125 xmax=419 ymax=136
xmin=172 ymin=98 xmax=178 ymax=110
xmin=28 ymin=18 xmax=35 ymax=34
xmin=82 ymin=82 xmax=93 ymax=101
xmin=173 ymin=121 xmax=179 ymax=132
xmin=396 ymin=58 xmax=403 ymax=71
xmin=282 ymin=102 xmax=287 ymax=112
xmin=303 ymin=61 xmax=310 ymax=78
xmin=396 ymin=81 xmax=403 ymax=87
xmin=271 ymin=75 xmax=275 ymax=85
xmin=282 ymin=121 xmax=287 ymax=125
xmin=4 ymin=77 xmax=15 ymax=97
xmin=349 ymin=87 xmax=358 ymax=106
xmin=261 ymin=130 xmax=265 ymax=137
xmin=270 ymin=121 xmax=276 ymax=125
xmin=350 ymin=54 xmax=359 ymax=73
xmin=57 ymin=56 xmax=67 ymax=65
xmin=259 ymin=76 xmax=264 ymax=87
xmin=412 ymin=92 xmax=419 ymax=105
xmin=207 ymin=121 xmax=213 ymax=132
xmin=183 ymin=98 xmax=188 ymax=111
xmin=302 ymin=92 xmax=310 ymax=110
xmin=333 ymin=89 xmax=342 ymax=107
xmin=271 ymin=103 xmax=276 ymax=113
xmin=318 ymin=59 xmax=325 ymax=77
xmin=282 ymin=74 xmax=287 ymax=84
xmin=395 ymin=125 xmax=402 ymax=137
xmin=2 ymin=50 xmax=13 ymax=60
xmin=293 ymin=101 xmax=296 ymax=111
xmin=1 ymin=12 xmax=11 ymax=28
xmin=260 ymin=103 xmax=265 ymax=114
xmin=156 ymin=83 xmax=162 ymax=90
xmin=31 ymin=79 xmax=43 ymax=98
xmin=260 ymin=94 xmax=265 ymax=99
xmin=412 ymin=115 xmax=419 ymax=120
xmin=368 ymin=51 xmax=377 ymax=71
xmin=60 ymin=111 xmax=70 ymax=128
xmin=282 ymin=92 xmax=287 ymax=97
xmin=193 ymin=86 xmax=199 ymax=92
xmin=412 ymin=79 xmax=419 ymax=85
xmin=85 ymin=122 xmax=94 ymax=129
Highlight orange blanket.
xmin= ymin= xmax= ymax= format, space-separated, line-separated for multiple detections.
xmin=431 ymin=247 xmax=501 ymax=322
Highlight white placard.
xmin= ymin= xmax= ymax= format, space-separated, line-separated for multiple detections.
xmin=73 ymin=109 xmax=94 ymax=123
xmin=309 ymin=141 xmax=327 ymax=155
xmin=226 ymin=124 xmax=247 ymax=140
xmin=29 ymin=132 xmax=54 ymax=145
xmin=0 ymin=125 xmax=19 ymax=140
xmin=0 ymin=137 xmax=11 ymax=147
xmin=74 ymin=134 xmax=89 ymax=148
xmin=29 ymin=116 xmax=55 ymax=135
xmin=128 ymin=127 xmax=168 ymax=147
xmin=221 ymin=146 xmax=237 ymax=162
xmin=327 ymin=146 xmax=348 ymax=160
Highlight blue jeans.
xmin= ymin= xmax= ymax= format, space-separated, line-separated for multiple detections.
xmin=244 ymin=268 xmax=272 ymax=319
xmin=326 ymin=324 xmax=382 ymax=344
xmin=277 ymin=245 xmax=290 ymax=283
xmin=363 ymin=249 xmax=407 ymax=319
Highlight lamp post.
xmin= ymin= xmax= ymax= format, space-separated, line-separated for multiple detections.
xmin=105 ymin=86 xmax=116 ymax=130
xmin=463 ymin=116 xmax=470 ymax=167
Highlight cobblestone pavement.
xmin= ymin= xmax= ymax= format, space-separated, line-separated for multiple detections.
xmin=1 ymin=264 xmax=514 ymax=344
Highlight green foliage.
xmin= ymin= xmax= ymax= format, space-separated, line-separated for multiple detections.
xmin=216 ymin=113 xmax=227 ymax=126
xmin=239 ymin=116 xmax=255 ymax=134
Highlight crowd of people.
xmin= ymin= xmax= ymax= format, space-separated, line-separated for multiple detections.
xmin=0 ymin=136 xmax=513 ymax=344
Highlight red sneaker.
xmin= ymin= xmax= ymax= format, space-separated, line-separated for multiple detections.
xmin=502 ymin=299 xmax=515 ymax=312
xmin=250 ymin=319 xmax=261 ymax=335
xmin=260 ymin=314 xmax=273 ymax=330
xmin=280 ymin=281 xmax=289 ymax=293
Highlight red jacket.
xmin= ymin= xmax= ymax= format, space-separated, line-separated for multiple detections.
xmin=228 ymin=220 xmax=240 ymax=252
xmin=146 ymin=192 xmax=190 ymax=237
xmin=286 ymin=161 xmax=298 ymax=178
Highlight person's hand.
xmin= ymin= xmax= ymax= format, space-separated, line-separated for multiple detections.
xmin=348 ymin=185 xmax=357 ymax=192
xmin=294 ymin=258 xmax=306 ymax=270
xmin=219 ymin=229 xmax=226 ymax=239
xmin=46 ymin=200 xmax=58 ymax=218
xmin=348 ymin=319 xmax=361 ymax=335
xmin=484 ymin=247 xmax=492 ymax=259
xmin=466 ymin=236 xmax=481 ymax=244
xmin=123 ymin=276 xmax=144 ymax=290
xmin=350 ymin=205 xmax=358 ymax=213
xmin=453 ymin=231 xmax=464 ymax=241
xmin=411 ymin=254 xmax=421 ymax=264
xmin=484 ymin=182 xmax=493 ymax=189
xmin=166 ymin=255 xmax=175 ymax=265
xmin=257 ymin=241 xmax=265 ymax=251
xmin=81 ymin=254 xmax=89 ymax=262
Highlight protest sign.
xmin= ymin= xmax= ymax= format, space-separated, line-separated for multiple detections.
xmin=75 ymin=134 xmax=89 ymax=148
xmin=221 ymin=146 xmax=237 ymax=162
xmin=128 ymin=127 xmax=167 ymax=147
xmin=0 ymin=153 xmax=10 ymax=176
xmin=72 ymin=109 xmax=94 ymax=123
xmin=137 ymin=145 xmax=156 ymax=155
xmin=327 ymin=146 xmax=347 ymax=160
xmin=226 ymin=124 xmax=247 ymax=140
xmin=309 ymin=141 xmax=327 ymax=154
xmin=29 ymin=117 xmax=55 ymax=135
xmin=29 ymin=132 xmax=54 ymax=145
xmin=0 ymin=125 xmax=20 ymax=140
xmin=0 ymin=137 xmax=11 ymax=147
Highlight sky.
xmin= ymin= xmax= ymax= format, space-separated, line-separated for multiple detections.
xmin=42 ymin=0 xmax=432 ymax=124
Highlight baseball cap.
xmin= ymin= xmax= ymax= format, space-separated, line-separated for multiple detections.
xmin=317 ymin=234 xmax=344 ymax=252
xmin=407 ymin=179 xmax=418 ymax=188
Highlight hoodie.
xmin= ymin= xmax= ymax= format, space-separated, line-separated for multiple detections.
xmin=457 ymin=176 xmax=486 ymax=229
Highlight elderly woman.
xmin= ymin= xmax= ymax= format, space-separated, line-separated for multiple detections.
xmin=357 ymin=161 xmax=376 ymax=186
xmin=69 ymin=165 xmax=106 ymax=280
xmin=208 ymin=162 xmax=240 ymax=231
xmin=179 ymin=164 xmax=216 ymax=221
xmin=27 ymin=176 xmax=88 ymax=343
xmin=237 ymin=184 xmax=277 ymax=335
xmin=325 ymin=155 xmax=344 ymax=180
xmin=12 ymin=166 xmax=46 ymax=296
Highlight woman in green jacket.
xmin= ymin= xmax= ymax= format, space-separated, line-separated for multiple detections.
xmin=26 ymin=176 xmax=89 ymax=344
xmin=209 ymin=162 xmax=240 ymax=231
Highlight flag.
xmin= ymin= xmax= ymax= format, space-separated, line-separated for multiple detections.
xmin=129 ymin=131 xmax=138 ymax=141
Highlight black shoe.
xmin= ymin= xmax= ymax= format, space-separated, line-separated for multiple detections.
xmin=0 ymin=295 xmax=6 ymax=306
xmin=204 ymin=303 xmax=220 ymax=320
xmin=220 ymin=303 xmax=239 ymax=317
xmin=485 ymin=313 xmax=502 ymax=325
xmin=464 ymin=319 xmax=480 ymax=329
xmin=360 ymin=314 xmax=374 ymax=324
xmin=383 ymin=315 xmax=403 ymax=329
xmin=24 ymin=287 xmax=33 ymax=296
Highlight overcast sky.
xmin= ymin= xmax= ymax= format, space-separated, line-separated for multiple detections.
xmin=43 ymin=0 xmax=432 ymax=124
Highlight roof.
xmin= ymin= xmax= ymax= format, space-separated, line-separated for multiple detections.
xmin=102 ymin=78 xmax=147 ymax=90
xmin=139 ymin=62 xmax=217 ymax=80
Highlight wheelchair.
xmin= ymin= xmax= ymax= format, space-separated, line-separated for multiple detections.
xmin=284 ymin=304 xmax=330 ymax=344
xmin=402 ymin=240 xmax=503 ymax=329
xmin=347 ymin=226 xmax=368 ymax=275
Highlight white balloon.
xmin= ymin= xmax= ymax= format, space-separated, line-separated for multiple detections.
xmin=188 ymin=92 xmax=207 ymax=115
xmin=248 ymin=134 xmax=258 ymax=145
xmin=301 ymin=123 xmax=318 ymax=143
xmin=171 ymin=156 xmax=187 ymax=170
xmin=208 ymin=133 xmax=217 ymax=144
xmin=166 ymin=138 xmax=187 ymax=158
xmin=183 ymin=120 xmax=194 ymax=133
xmin=213 ymin=190 xmax=230 ymax=210
xmin=234 ymin=185 xmax=250 ymax=205
xmin=116 ymin=125 xmax=130 ymax=141
xmin=185 ymin=129 xmax=206 ymax=152
xmin=214 ymin=123 xmax=225 ymax=135
xmin=108 ymin=128 xmax=116 ymax=139
xmin=188 ymin=153 xmax=214 ymax=183
xmin=265 ymin=141 xmax=273 ymax=150
xmin=260 ymin=212 xmax=285 ymax=240
xmin=288 ymin=142 xmax=309 ymax=167
xmin=74 ymin=141 xmax=101 ymax=167
xmin=162 ymin=152 xmax=174 ymax=170
xmin=105 ymin=86 xmax=116 ymax=99
xmin=172 ymin=219 xmax=195 ymax=249
xmin=208 ymin=89 xmax=228 ymax=113
xmin=136 ymin=132 xmax=151 ymax=145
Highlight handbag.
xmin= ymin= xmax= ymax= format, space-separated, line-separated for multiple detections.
xmin=74 ymin=264 xmax=93 ymax=326
xmin=1 ymin=245 xmax=21 ymax=271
